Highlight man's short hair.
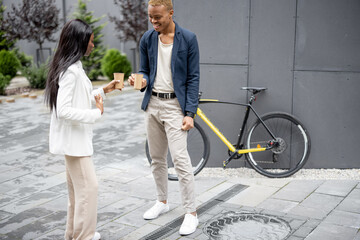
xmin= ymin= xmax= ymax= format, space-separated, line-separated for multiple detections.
xmin=148 ymin=0 xmax=173 ymax=10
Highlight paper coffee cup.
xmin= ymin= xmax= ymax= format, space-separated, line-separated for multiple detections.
xmin=114 ymin=73 xmax=124 ymax=89
xmin=133 ymin=73 xmax=143 ymax=90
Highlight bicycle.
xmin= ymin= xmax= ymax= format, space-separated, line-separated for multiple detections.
xmin=145 ymin=87 xmax=311 ymax=180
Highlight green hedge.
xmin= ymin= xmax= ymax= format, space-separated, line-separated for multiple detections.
xmin=0 ymin=50 xmax=20 ymax=78
xmin=101 ymin=48 xmax=132 ymax=80
xmin=14 ymin=49 xmax=33 ymax=68
xmin=22 ymin=63 xmax=48 ymax=89
xmin=0 ymin=73 xmax=11 ymax=95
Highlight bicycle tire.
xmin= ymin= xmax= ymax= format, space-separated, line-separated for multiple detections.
xmin=245 ymin=112 xmax=311 ymax=178
xmin=145 ymin=121 xmax=210 ymax=181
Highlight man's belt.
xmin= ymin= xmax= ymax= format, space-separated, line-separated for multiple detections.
xmin=152 ymin=91 xmax=176 ymax=99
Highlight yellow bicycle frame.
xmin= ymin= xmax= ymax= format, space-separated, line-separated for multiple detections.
xmin=196 ymin=99 xmax=266 ymax=154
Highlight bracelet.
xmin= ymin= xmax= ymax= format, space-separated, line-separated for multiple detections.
xmin=185 ymin=111 xmax=195 ymax=118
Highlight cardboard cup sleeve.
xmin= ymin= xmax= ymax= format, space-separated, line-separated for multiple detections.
xmin=133 ymin=73 xmax=143 ymax=90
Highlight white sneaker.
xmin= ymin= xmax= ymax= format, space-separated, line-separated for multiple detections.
xmin=179 ymin=213 xmax=199 ymax=235
xmin=143 ymin=201 xmax=170 ymax=220
xmin=91 ymin=232 xmax=101 ymax=240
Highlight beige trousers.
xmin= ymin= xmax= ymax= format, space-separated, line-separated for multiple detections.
xmin=64 ymin=155 xmax=98 ymax=240
xmin=145 ymin=96 xmax=196 ymax=213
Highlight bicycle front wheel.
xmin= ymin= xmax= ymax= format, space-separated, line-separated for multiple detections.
xmin=145 ymin=121 xmax=210 ymax=181
xmin=245 ymin=112 xmax=311 ymax=178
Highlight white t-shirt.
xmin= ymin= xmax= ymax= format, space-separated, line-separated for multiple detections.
xmin=153 ymin=36 xmax=174 ymax=93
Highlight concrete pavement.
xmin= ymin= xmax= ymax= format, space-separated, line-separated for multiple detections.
xmin=0 ymin=87 xmax=359 ymax=240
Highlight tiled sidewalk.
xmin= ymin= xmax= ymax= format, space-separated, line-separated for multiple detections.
xmin=0 ymin=89 xmax=359 ymax=240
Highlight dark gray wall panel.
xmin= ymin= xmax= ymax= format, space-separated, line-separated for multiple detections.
xmin=248 ymin=0 xmax=297 ymax=114
xmin=173 ymin=0 xmax=249 ymax=65
xmin=198 ymin=65 xmax=248 ymax=167
xmin=293 ymin=71 xmax=360 ymax=168
xmin=295 ymin=0 xmax=360 ymax=71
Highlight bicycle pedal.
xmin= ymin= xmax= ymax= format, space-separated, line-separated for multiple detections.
xmin=223 ymin=161 xmax=227 ymax=169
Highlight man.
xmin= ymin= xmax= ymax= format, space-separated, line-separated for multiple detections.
xmin=128 ymin=0 xmax=200 ymax=236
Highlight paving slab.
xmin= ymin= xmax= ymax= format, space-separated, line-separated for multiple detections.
xmin=304 ymin=222 xmax=358 ymax=240
xmin=271 ymin=180 xmax=323 ymax=202
xmin=226 ymin=183 xmax=279 ymax=207
xmin=323 ymin=210 xmax=360 ymax=228
xmin=336 ymin=195 xmax=360 ymax=214
xmin=1 ymin=190 xmax=62 ymax=214
xmin=315 ymin=180 xmax=358 ymax=197
xmin=293 ymin=226 xmax=315 ymax=238
xmin=257 ymin=198 xmax=299 ymax=213
xmin=295 ymin=192 xmax=344 ymax=214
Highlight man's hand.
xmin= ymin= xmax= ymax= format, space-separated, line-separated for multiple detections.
xmin=103 ymin=80 xmax=121 ymax=94
xmin=128 ymin=74 xmax=147 ymax=89
xmin=181 ymin=116 xmax=194 ymax=131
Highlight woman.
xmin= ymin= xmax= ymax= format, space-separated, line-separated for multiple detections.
xmin=45 ymin=19 xmax=119 ymax=240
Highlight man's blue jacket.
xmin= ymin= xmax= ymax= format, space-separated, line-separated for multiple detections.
xmin=139 ymin=21 xmax=200 ymax=115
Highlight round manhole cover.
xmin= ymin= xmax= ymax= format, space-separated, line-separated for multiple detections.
xmin=203 ymin=211 xmax=291 ymax=240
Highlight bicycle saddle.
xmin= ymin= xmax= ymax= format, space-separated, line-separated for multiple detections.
xmin=241 ymin=87 xmax=267 ymax=95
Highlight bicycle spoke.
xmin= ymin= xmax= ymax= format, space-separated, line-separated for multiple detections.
xmin=246 ymin=113 xmax=310 ymax=178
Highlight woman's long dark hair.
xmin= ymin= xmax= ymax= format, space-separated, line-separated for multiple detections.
xmin=45 ymin=19 xmax=93 ymax=112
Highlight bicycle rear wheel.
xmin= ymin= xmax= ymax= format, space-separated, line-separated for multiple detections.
xmin=145 ymin=121 xmax=210 ymax=181
xmin=245 ymin=112 xmax=311 ymax=178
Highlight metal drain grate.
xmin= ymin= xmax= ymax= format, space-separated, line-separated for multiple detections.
xmin=203 ymin=211 xmax=292 ymax=240
xmin=140 ymin=184 xmax=247 ymax=240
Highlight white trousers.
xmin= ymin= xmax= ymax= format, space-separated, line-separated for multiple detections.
xmin=64 ymin=155 xmax=98 ymax=240
xmin=145 ymin=96 xmax=196 ymax=213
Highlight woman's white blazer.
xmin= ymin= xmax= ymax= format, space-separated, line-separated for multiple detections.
xmin=49 ymin=61 xmax=105 ymax=156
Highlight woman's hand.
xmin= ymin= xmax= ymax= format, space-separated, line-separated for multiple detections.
xmin=95 ymin=94 xmax=104 ymax=115
xmin=103 ymin=80 xmax=121 ymax=94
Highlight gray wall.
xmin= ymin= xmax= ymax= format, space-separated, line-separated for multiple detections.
xmin=174 ymin=0 xmax=360 ymax=168
xmin=2 ymin=0 xmax=136 ymax=69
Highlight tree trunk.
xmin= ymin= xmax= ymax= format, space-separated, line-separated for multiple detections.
xmin=37 ymin=42 xmax=45 ymax=66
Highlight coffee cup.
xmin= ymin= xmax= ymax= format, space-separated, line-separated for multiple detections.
xmin=114 ymin=73 xmax=124 ymax=89
xmin=133 ymin=73 xmax=143 ymax=90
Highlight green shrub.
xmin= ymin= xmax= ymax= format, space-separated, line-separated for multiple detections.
xmin=87 ymin=62 xmax=104 ymax=81
xmin=0 ymin=73 xmax=11 ymax=95
xmin=101 ymin=48 xmax=132 ymax=80
xmin=13 ymin=48 xmax=33 ymax=68
xmin=0 ymin=50 xmax=20 ymax=78
xmin=22 ymin=63 xmax=48 ymax=89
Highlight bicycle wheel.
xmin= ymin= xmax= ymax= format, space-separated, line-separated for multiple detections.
xmin=145 ymin=121 xmax=210 ymax=181
xmin=245 ymin=112 xmax=311 ymax=178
